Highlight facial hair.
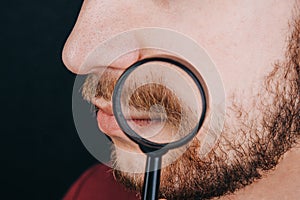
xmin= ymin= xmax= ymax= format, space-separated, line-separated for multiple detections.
xmin=81 ymin=18 xmax=300 ymax=200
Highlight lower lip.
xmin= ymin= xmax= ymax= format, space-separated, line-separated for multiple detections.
xmin=97 ymin=109 xmax=121 ymax=135
xmin=97 ymin=109 xmax=155 ymax=135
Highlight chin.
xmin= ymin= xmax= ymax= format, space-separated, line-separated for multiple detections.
xmin=111 ymin=144 xmax=147 ymax=173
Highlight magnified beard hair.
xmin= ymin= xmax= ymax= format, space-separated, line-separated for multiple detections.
xmin=83 ymin=69 xmax=197 ymax=138
xmin=82 ymin=19 xmax=300 ymax=200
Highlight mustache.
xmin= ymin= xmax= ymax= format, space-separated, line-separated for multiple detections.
xmin=82 ymin=70 xmax=118 ymax=102
xmin=81 ymin=69 xmax=189 ymax=127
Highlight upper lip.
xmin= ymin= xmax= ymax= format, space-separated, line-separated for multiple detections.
xmin=92 ymin=98 xmax=113 ymax=116
xmin=90 ymin=66 xmax=167 ymax=120
xmin=91 ymin=66 xmax=123 ymax=116
xmin=92 ymin=98 xmax=160 ymax=120
xmin=90 ymin=66 xmax=150 ymax=119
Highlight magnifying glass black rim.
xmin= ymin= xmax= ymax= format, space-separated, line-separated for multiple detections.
xmin=112 ymin=57 xmax=207 ymax=152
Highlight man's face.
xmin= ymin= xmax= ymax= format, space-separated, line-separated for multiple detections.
xmin=63 ymin=1 xmax=300 ymax=199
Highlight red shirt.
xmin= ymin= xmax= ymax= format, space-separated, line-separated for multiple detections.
xmin=63 ymin=164 xmax=140 ymax=200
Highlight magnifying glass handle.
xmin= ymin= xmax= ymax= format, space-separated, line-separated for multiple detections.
xmin=142 ymin=155 xmax=162 ymax=200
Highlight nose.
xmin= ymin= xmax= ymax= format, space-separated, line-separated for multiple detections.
xmin=62 ymin=0 xmax=166 ymax=74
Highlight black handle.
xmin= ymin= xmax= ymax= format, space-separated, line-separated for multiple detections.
xmin=142 ymin=155 xmax=162 ymax=200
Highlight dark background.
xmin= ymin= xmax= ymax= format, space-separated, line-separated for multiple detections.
xmin=2 ymin=1 xmax=104 ymax=199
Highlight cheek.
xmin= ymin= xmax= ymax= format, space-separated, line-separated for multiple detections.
xmin=168 ymin=1 xmax=292 ymax=95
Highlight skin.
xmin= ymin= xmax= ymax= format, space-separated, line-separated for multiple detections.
xmin=63 ymin=1 xmax=300 ymax=199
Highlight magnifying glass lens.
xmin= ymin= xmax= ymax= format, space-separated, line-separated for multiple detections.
xmin=117 ymin=60 xmax=204 ymax=144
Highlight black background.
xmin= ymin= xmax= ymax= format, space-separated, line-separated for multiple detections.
xmin=2 ymin=1 xmax=102 ymax=199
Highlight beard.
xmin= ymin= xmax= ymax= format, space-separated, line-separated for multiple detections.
xmin=81 ymin=17 xmax=300 ymax=200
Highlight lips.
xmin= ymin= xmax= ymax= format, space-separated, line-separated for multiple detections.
xmin=97 ymin=104 xmax=153 ymax=136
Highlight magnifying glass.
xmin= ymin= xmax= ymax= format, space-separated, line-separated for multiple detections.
xmin=112 ymin=57 xmax=207 ymax=200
